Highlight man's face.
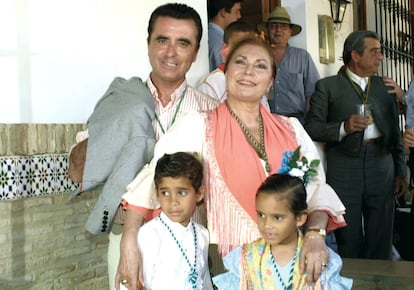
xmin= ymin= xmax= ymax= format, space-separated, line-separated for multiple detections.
xmin=148 ymin=16 xmax=198 ymax=86
xmin=223 ymin=2 xmax=242 ymax=27
xmin=267 ymin=22 xmax=292 ymax=47
xmin=353 ymin=38 xmax=384 ymax=77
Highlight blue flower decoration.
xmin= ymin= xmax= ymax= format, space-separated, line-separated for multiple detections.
xmin=277 ymin=146 xmax=320 ymax=186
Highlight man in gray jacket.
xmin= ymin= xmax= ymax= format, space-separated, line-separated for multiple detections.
xmin=70 ymin=3 xmax=218 ymax=289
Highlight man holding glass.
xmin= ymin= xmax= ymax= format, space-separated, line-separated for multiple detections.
xmin=305 ymin=30 xmax=407 ymax=260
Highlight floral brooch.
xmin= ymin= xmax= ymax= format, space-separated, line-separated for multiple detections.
xmin=278 ymin=146 xmax=320 ymax=186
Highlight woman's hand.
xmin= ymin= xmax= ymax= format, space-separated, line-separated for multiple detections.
xmin=300 ymin=232 xmax=330 ymax=284
xmin=300 ymin=211 xmax=329 ymax=284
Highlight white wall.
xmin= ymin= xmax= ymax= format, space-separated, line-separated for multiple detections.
xmin=281 ymin=0 xmax=354 ymax=78
xmin=0 ymin=0 xmax=208 ymax=123
xmin=1 ymin=0 xmax=355 ymax=124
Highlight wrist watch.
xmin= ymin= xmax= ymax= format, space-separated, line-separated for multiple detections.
xmin=306 ymin=228 xmax=327 ymax=237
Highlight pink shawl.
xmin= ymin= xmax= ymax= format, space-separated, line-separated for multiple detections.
xmin=209 ymin=102 xmax=297 ymax=225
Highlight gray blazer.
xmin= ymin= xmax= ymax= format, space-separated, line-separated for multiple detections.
xmin=72 ymin=77 xmax=155 ymax=234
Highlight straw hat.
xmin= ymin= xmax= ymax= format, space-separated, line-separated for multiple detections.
xmin=257 ymin=6 xmax=302 ymax=36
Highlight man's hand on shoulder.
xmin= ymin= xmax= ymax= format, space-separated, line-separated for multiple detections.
xmin=383 ymin=76 xmax=405 ymax=102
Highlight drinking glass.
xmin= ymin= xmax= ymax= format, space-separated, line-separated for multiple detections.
xmin=356 ymin=104 xmax=373 ymax=124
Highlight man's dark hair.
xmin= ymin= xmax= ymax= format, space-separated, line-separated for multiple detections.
xmin=342 ymin=30 xmax=380 ymax=65
xmin=223 ymin=20 xmax=255 ymax=44
xmin=154 ymin=152 xmax=204 ymax=192
xmin=147 ymin=3 xmax=202 ymax=51
xmin=208 ymin=0 xmax=243 ymax=20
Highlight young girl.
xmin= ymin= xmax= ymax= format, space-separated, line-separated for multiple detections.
xmin=213 ymin=174 xmax=352 ymax=289
xmin=121 ymin=152 xmax=212 ymax=290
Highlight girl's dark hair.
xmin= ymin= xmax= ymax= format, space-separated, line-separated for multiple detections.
xmin=147 ymin=3 xmax=202 ymax=51
xmin=154 ymin=152 xmax=203 ymax=191
xmin=224 ymin=35 xmax=276 ymax=79
xmin=256 ymin=174 xmax=307 ymax=215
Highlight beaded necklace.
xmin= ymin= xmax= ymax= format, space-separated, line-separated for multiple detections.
xmin=158 ymin=214 xmax=198 ymax=289
xmin=225 ymin=101 xmax=271 ymax=173
xmin=270 ymin=250 xmax=296 ymax=290
xmin=154 ymin=86 xmax=187 ymax=135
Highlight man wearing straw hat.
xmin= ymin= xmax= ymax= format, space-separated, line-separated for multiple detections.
xmin=258 ymin=6 xmax=319 ymax=123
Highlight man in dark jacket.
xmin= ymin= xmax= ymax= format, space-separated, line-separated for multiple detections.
xmin=305 ymin=30 xmax=407 ymax=260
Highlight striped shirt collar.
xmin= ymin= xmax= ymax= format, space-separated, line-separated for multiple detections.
xmin=146 ymin=77 xmax=188 ymax=109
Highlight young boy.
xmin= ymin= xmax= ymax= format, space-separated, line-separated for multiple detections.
xmin=132 ymin=152 xmax=212 ymax=290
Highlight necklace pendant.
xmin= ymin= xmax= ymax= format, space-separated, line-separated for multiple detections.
xmin=188 ymin=269 xmax=198 ymax=284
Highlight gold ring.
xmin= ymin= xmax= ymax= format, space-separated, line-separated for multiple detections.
xmin=121 ymin=279 xmax=128 ymax=285
xmin=321 ymin=263 xmax=328 ymax=268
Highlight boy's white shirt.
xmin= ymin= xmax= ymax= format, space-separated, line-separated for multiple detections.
xmin=137 ymin=212 xmax=212 ymax=290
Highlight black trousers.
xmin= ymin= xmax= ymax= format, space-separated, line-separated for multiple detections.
xmin=327 ymin=143 xmax=395 ymax=259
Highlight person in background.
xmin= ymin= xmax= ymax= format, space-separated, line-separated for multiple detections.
xmin=305 ymin=30 xmax=407 ymax=260
xmin=257 ymin=6 xmax=319 ymax=123
xmin=120 ymin=152 xmax=212 ymax=290
xmin=403 ymin=81 xmax=414 ymax=148
xmin=68 ymin=3 xmax=219 ymax=289
xmin=403 ymin=81 xmax=414 ymax=218
xmin=121 ymin=35 xmax=346 ymax=288
xmin=207 ymin=0 xmax=243 ymax=71
xmin=213 ymin=174 xmax=352 ymax=289
xmin=198 ymin=20 xmax=270 ymax=110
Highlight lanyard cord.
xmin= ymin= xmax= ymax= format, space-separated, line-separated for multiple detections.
xmin=346 ymin=75 xmax=372 ymax=104
xmin=154 ymin=86 xmax=187 ymax=135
